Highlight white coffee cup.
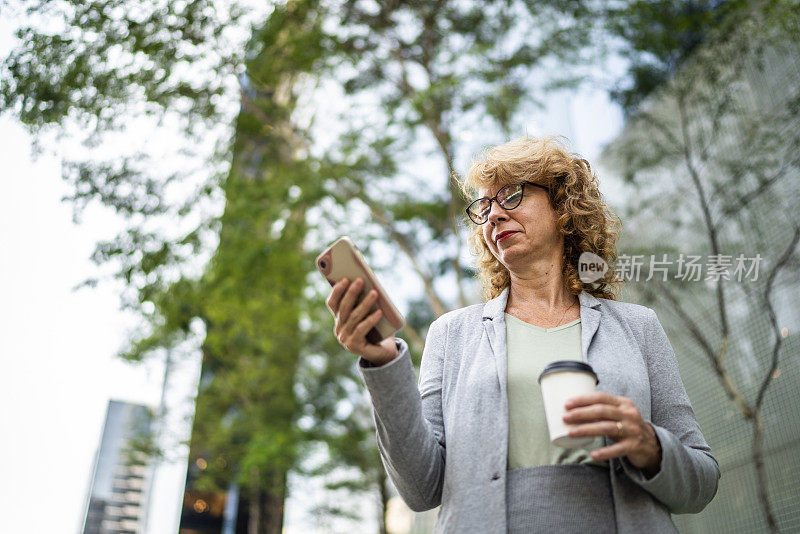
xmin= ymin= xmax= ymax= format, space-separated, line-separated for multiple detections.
xmin=538 ymin=360 xmax=599 ymax=449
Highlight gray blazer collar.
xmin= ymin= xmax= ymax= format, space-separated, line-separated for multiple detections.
xmin=578 ymin=291 xmax=602 ymax=361
xmin=481 ymin=287 xmax=601 ymax=319
xmin=481 ymin=287 xmax=603 ymax=362
xmin=481 ymin=287 xmax=510 ymax=321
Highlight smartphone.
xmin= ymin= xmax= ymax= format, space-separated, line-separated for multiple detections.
xmin=316 ymin=236 xmax=405 ymax=344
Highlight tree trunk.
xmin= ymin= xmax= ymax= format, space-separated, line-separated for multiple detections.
xmin=752 ymin=412 xmax=780 ymax=533
xmin=378 ymin=468 xmax=389 ymax=534
xmin=248 ymin=466 xmax=287 ymax=534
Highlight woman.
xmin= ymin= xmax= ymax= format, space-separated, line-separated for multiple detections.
xmin=327 ymin=137 xmax=719 ymax=533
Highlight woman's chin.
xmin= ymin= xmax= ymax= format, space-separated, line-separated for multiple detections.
xmin=498 ymin=247 xmax=529 ymax=267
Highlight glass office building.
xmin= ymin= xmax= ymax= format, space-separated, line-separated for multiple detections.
xmin=81 ymin=400 xmax=154 ymax=534
xmin=601 ymin=11 xmax=800 ymax=532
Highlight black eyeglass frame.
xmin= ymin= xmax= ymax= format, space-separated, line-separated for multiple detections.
xmin=465 ymin=181 xmax=549 ymax=225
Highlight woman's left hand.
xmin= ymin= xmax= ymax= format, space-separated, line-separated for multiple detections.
xmin=563 ymin=391 xmax=662 ymax=477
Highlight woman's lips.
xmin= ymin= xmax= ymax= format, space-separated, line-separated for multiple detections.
xmin=497 ymin=231 xmax=519 ymax=243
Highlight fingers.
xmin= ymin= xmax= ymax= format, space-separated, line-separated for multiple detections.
xmin=562 ymin=403 xmax=622 ymax=424
xmin=352 ymin=288 xmax=379 ymax=324
xmin=568 ymin=419 xmax=627 ymax=440
xmin=565 ymin=391 xmax=621 ymax=409
xmin=353 ymin=308 xmax=383 ymax=340
xmin=588 ymin=440 xmax=632 ymax=462
xmin=339 ymin=308 xmax=383 ymax=356
xmin=326 ymin=277 xmax=368 ymax=317
xmin=564 ymin=396 xmax=642 ymax=432
xmin=326 ymin=278 xmax=398 ymax=365
xmin=337 ymin=278 xmax=364 ymax=322
xmin=563 ymin=394 xmax=659 ymax=466
xmin=341 ymin=288 xmax=379 ymax=336
xmin=329 ymin=277 xmax=381 ymax=348
xmin=326 ymin=278 xmax=350 ymax=314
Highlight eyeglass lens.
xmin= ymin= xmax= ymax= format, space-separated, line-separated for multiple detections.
xmin=468 ymin=183 xmax=524 ymax=223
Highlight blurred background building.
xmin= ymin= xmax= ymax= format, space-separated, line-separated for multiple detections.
xmin=602 ymin=11 xmax=800 ymax=533
xmin=81 ymin=400 xmax=154 ymax=534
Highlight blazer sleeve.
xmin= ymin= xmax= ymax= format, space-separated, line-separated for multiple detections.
xmin=358 ymin=317 xmax=447 ymax=511
xmin=619 ymin=308 xmax=721 ymax=513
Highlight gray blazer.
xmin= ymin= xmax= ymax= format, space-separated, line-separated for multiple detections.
xmin=360 ymin=288 xmax=720 ymax=533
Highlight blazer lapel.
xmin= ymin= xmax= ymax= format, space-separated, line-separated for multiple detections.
xmin=483 ymin=288 xmax=600 ymax=384
xmin=482 ymin=287 xmax=510 ymax=396
xmin=579 ymin=291 xmax=602 ymax=362
xmin=578 ymin=291 xmax=623 ymax=469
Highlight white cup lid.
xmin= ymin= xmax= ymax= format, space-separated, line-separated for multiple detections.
xmin=538 ymin=360 xmax=598 ymax=384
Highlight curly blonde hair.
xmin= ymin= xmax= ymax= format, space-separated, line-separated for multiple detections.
xmin=460 ymin=136 xmax=621 ymax=301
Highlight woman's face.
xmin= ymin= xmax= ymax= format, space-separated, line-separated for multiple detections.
xmin=479 ymin=182 xmax=563 ymax=272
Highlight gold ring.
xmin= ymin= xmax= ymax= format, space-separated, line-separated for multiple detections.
xmin=616 ymin=421 xmax=624 ymax=437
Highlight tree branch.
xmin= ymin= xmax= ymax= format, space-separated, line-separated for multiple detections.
xmin=655 ymin=283 xmax=717 ymax=364
xmin=723 ymin=156 xmax=799 ymax=216
xmin=677 ymin=93 xmax=730 ymax=340
xmin=655 ymin=282 xmax=753 ymax=419
xmin=755 ymin=225 xmax=800 ymax=410
xmin=354 ymin=191 xmax=448 ymax=318
xmin=389 ymin=35 xmax=468 ymax=309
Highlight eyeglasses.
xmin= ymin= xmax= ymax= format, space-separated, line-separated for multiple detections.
xmin=465 ymin=181 xmax=548 ymax=224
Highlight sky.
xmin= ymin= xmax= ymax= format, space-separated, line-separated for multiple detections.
xmin=0 ymin=16 xmax=625 ymax=534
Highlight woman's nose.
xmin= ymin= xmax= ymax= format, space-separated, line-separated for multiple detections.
xmin=486 ymin=201 xmax=508 ymax=224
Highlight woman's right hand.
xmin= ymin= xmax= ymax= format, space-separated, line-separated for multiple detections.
xmin=327 ymin=277 xmax=399 ymax=366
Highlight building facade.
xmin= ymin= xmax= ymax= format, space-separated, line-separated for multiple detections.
xmin=81 ymin=400 xmax=154 ymax=534
xmin=601 ymin=8 xmax=800 ymax=532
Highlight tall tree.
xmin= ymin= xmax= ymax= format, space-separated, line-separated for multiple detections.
xmin=1 ymin=0 xmax=331 ymax=531
xmin=182 ymin=5 xmax=335 ymax=532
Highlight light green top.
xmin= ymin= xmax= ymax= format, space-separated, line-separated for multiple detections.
xmin=505 ymin=313 xmax=608 ymax=470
